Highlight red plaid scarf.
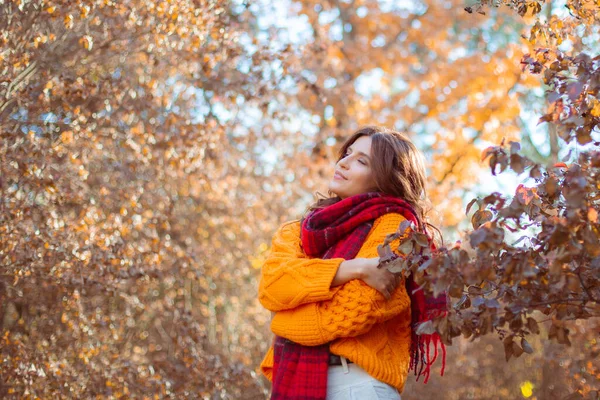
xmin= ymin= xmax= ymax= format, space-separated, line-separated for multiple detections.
xmin=271 ymin=192 xmax=448 ymax=399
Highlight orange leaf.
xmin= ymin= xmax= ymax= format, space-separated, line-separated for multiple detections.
xmin=588 ymin=208 xmax=598 ymax=223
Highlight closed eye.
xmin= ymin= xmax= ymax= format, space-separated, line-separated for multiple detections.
xmin=343 ymin=151 xmax=367 ymax=165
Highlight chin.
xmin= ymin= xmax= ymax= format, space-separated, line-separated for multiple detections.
xmin=328 ymin=187 xmax=346 ymax=200
xmin=328 ymin=181 xmax=341 ymax=197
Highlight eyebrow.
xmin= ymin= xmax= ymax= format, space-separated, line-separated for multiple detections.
xmin=348 ymin=147 xmax=371 ymax=160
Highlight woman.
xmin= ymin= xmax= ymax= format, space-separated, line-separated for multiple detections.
xmin=258 ymin=126 xmax=447 ymax=400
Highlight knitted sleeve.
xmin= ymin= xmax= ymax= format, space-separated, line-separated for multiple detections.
xmin=258 ymin=221 xmax=345 ymax=312
xmin=269 ymin=213 xmax=412 ymax=346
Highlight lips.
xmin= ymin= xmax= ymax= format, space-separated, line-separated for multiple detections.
xmin=334 ymin=170 xmax=347 ymax=180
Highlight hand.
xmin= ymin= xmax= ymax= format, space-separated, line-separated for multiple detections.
xmin=332 ymin=257 xmax=400 ymax=299
xmin=358 ymin=257 xmax=401 ymax=300
xmin=331 ymin=257 xmax=370 ymax=287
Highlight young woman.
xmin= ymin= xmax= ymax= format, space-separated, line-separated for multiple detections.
xmin=258 ymin=126 xmax=447 ymax=400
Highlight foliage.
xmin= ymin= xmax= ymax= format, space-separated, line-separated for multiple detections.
xmin=381 ymin=1 xmax=600 ymax=397
xmin=1 ymin=0 xmax=295 ymax=398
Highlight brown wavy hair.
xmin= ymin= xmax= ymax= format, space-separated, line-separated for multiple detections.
xmin=300 ymin=126 xmax=441 ymax=243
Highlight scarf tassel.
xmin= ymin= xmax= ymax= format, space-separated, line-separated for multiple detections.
xmin=410 ymin=332 xmax=447 ymax=384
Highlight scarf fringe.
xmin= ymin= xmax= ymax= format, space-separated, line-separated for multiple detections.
xmin=410 ymin=331 xmax=447 ymax=384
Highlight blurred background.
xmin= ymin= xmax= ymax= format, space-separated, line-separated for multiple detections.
xmin=1 ymin=0 xmax=598 ymax=398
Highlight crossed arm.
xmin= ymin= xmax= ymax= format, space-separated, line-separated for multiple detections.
xmin=258 ymin=214 xmax=411 ymax=346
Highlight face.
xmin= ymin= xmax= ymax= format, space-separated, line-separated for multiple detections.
xmin=328 ymin=135 xmax=378 ymax=200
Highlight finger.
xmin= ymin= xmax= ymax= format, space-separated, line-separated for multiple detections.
xmin=383 ymin=271 xmax=394 ymax=282
xmin=387 ymin=275 xmax=398 ymax=289
xmin=381 ymin=288 xmax=390 ymax=300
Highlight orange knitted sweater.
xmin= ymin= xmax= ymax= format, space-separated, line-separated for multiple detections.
xmin=258 ymin=212 xmax=412 ymax=393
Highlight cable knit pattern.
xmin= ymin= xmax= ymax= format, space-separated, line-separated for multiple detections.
xmin=259 ymin=213 xmax=413 ymax=393
xmin=258 ymin=222 xmax=345 ymax=311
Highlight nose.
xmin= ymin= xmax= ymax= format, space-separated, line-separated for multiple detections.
xmin=338 ymin=156 xmax=349 ymax=170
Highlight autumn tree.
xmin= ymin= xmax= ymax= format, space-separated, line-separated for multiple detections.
xmin=1 ymin=0 xmax=304 ymax=398
xmin=381 ymin=1 xmax=600 ymax=398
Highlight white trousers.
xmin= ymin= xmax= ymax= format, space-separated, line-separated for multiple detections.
xmin=326 ymin=357 xmax=402 ymax=400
